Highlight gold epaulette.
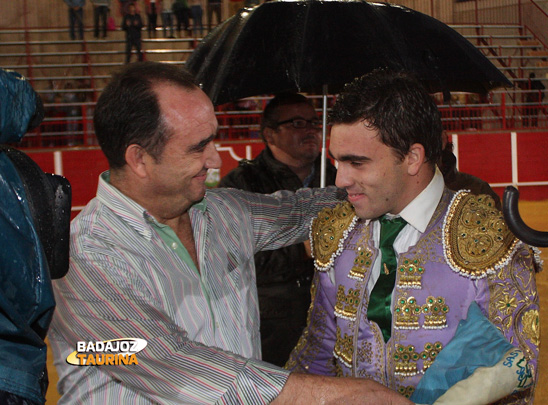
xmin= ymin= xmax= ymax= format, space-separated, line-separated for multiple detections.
xmin=443 ymin=191 xmax=519 ymax=278
xmin=310 ymin=201 xmax=357 ymax=271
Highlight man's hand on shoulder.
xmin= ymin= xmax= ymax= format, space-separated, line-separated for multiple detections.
xmin=272 ymin=373 xmax=412 ymax=405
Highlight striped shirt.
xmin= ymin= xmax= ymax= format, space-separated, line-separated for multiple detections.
xmin=48 ymin=172 xmax=342 ymax=404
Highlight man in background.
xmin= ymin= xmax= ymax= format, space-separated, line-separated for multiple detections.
xmin=220 ymin=93 xmax=337 ymax=366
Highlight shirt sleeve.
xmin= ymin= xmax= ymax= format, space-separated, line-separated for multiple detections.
xmin=51 ymin=243 xmax=290 ymax=404
xmin=229 ymin=186 xmax=343 ymax=254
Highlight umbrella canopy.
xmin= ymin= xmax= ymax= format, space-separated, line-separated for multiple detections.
xmin=186 ymin=0 xmax=511 ymax=106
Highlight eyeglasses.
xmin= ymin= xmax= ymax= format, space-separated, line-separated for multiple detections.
xmin=275 ymin=118 xmax=322 ymax=129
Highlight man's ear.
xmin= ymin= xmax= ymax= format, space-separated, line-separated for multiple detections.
xmin=125 ymin=144 xmax=149 ymax=178
xmin=406 ymin=143 xmax=426 ymax=176
xmin=263 ymin=127 xmax=275 ymax=145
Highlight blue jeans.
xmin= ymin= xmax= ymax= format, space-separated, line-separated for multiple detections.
xmin=162 ymin=11 xmax=174 ymax=37
xmin=191 ymin=6 xmax=203 ymax=37
xmin=94 ymin=5 xmax=109 ymax=37
xmin=68 ymin=7 xmax=84 ymax=39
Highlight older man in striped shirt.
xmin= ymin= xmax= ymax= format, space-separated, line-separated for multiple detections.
xmin=48 ymin=62 xmax=411 ymax=405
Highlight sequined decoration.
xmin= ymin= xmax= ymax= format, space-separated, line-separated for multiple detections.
xmin=396 ymin=259 xmax=424 ymax=289
xmin=394 ymin=297 xmax=421 ymax=330
xmin=422 ymin=296 xmax=449 ymax=329
xmin=443 ymin=191 xmax=518 ymax=278
xmin=335 ymin=285 xmax=361 ymax=321
xmin=334 ymin=325 xmax=354 ymax=368
xmin=311 ymin=202 xmax=357 ymax=270
xmin=522 ymin=309 xmax=540 ymax=347
xmin=349 ymin=247 xmax=373 ymax=280
xmin=420 ymin=341 xmax=443 ymax=372
xmin=398 ymin=386 xmax=415 ymax=399
xmin=394 ymin=344 xmax=419 ymax=376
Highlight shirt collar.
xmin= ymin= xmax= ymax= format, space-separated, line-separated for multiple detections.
xmin=397 ymin=167 xmax=445 ymax=233
xmin=96 ymin=171 xmax=208 ymax=239
xmin=193 ymin=194 xmax=208 ymax=212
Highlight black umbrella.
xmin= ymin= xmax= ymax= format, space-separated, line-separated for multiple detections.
xmin=187 ymin=0 xmax=511 ymax=105
xmin=186 ymin=0 xmax=511 ymax=185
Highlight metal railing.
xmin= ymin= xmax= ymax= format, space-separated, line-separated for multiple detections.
xmin=12 ymin=92 xmax=546 ymax=149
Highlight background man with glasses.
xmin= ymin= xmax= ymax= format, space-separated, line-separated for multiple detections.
xmin=219 ymin=92 xmax=337 ymax=366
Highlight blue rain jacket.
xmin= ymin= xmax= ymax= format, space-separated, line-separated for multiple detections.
xmin=0 ymin=69 xmax=55 ymax=404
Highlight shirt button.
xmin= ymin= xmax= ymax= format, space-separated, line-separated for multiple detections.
xmin=171 ymin=242 xmax=177 ymax=250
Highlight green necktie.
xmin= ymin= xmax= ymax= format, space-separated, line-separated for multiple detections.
xmin=368 ymin=215 xmax=407 ymax=343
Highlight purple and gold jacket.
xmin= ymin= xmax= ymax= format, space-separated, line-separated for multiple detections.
xmin=286 ymin=189 xmax=540 ymax=403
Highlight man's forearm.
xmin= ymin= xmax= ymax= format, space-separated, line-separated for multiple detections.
xmin=272 ymin=373 xmax=413 ymax=405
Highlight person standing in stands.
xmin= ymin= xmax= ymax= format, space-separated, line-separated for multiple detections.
xmin=145 ymin=0 xmax=162 ymax=37
xmin=206 ymin=0 xmax=221 ymax=31
xmin=91 ymin=0 xmax=111 ymax=38
xmin=173 ymin=0 xmax=191 ymax=37
xmin=47 ymin=61 xmax=411 ymax=405
xmin=189 ymin=0 xmax=204 ymax=37
xmin=161 ymin=0 xmax=175 ymax=38
xmin=64 ymin=0 xmax=85 ymax=40
xmin=122 ymin=3 xmax=144 ymax=63
xmin=219 ymin=93 xmax=337 ymax=366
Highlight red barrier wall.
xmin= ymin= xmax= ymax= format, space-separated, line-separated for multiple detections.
xmin=22 ymin=131 xmax=548 ymax=219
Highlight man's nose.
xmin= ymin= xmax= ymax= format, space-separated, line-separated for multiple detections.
xmin=335 ymin=166 xmax=352 ymax=189
xmin=206 ymin=143 xmax=222 ymax=169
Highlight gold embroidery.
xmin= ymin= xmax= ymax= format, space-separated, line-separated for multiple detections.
xmin=522 ymin=309 xmax=540 ymax=347
xmin=443 ymin=192 xmax=518 ymax=278
xmin=284 ymin=277 xmax=328 ymax=371
xmin=349 ymin=247 xmax=373 ymax=280
xmin=335 ymin=285 xmax=361 ymax=321
xmin=394 ymin=344 xmax=419 ymax=376
xmin=420 ymin=341 xmax=443 ymax=372
xmin=334 ymin=325 xmax=354 ymax=368
xmin=394 ymin=297 xmax=421 ymax=330
xmin=311 ymin=202 xmax=356 ymax=269
xmin=397 ymin=259 xmax=424 ymax=289
xmin=488 ymin=246 xmax=539 ymax=373
xmin=422 ymin=296 xmax=449 ymax=329
xmin=334 ymin=361 xmax=343 ymax=377
xmin=397 ymin=386 xmax=415 ymax=399
xmin=495 ymin=293 xmax=518 ymax=315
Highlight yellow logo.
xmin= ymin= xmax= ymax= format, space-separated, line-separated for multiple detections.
xmin=66 ymin=338 xmax=147 ymax=366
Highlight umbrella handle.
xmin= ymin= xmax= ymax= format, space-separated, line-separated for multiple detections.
xmin=502 ymin=186 xmax=548 ymax=247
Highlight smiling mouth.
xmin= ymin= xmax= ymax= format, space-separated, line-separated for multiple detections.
xmin=347 ymin=192 xmax=365 ymax=202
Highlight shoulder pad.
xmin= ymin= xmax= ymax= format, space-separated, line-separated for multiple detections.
xmin=443 ymin=191 xmax=519 ymax=278
xmin=311 ymin=201 xmax=357 ymax=270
